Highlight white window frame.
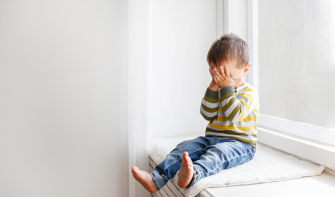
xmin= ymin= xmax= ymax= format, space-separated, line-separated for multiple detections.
xmin=244 ymin=0 xmax=335 ymax=173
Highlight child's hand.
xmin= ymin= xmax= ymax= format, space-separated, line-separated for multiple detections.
xmin=213 ymin=66 xmax=236 ymax=88
xmin=209 ymin=68 xmax=218 ymax=83
xmin=209 ymin=68 xmax=219 ymax=91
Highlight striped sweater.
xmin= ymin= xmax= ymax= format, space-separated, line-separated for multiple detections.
xmin=200 ymin=83 xmax=259 ymax=148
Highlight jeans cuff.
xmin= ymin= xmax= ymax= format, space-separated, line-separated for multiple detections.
xmin=149 ymin=169 xmax=167 ymax=190
xmin=186 ymin=165 xmax=203 ymax=188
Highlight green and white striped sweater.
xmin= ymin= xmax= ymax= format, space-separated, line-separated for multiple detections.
xmin=200 ymin=83 xmax=259 ymax=148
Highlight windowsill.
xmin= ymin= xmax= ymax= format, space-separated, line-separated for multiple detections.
xmin=200 ymin=169 xmax=335 ymax=197
xmin=257 ymin=126 xmax=335 ymax=173
xmin=259 ymin=114 xmax=335 ymax=148
xmin=259 ymin=126 xmax=335 ymax=153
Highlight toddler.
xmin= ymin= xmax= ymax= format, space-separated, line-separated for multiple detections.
xmin=132 ymin=33 xmax=259 ymax=193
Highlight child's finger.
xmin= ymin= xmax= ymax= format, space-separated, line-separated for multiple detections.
xmin=220 ymin=66 xmax=225 ymax=77
xmin=216 ymin=71 xmax=223 ymax=81
xmin=210 ymin=69 xmax=215 ymax=77
xmin=214 ymin=67 xmax=221 ymax=76
xmin=213 ymin=76 xmax=217 ymax=83
xmin=212 ymin=72 xmax=216 ymax=80
xmin=210 ymin=71 xmax=216 ymax=81
xmin=224 ymin=66 xmax=230 ymax=78
xmin=215 ymin=72 xmax=222 ymax=82
xmin=212 ymin=70 xmax=219 ymax=79
xmin=209 ymin=68 xmax=213 ymax=76
xmin=213 ymin=74 xmax=219 ymax=83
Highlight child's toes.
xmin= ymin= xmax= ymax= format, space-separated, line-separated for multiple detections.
xmin=132 ymin=166 xmax=138 ymax=174
xmin=183 ymin=152 xmax=188 ymax=159
xmin=186 ymin=155 xmax=191 ymax=162
xmin=186 ymin=158 xmax=191 ymax=165
xmin=181 ymin=154 xmax=187 ymax=166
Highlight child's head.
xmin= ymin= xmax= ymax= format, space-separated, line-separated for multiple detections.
xmin=207 ymin=33 xmax=251 ymax=88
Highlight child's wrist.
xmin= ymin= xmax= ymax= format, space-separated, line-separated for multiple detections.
xmin=218 ymin=82 xmax=234 ymax=88
xmin=209 ymin=81 xmax=219 ymax=91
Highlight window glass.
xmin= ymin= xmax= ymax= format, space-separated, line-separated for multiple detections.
xmin=259 ymin=0 xmax=335 ymax=130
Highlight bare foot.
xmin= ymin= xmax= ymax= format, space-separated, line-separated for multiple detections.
xmin=178 ymin=152 xmax=194 ymax=188
xmin=132 ymin=166 xmax=158 ymax=193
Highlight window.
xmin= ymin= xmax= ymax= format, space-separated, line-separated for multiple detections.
xmin=258 ymin=0 xmax=335 ymax=147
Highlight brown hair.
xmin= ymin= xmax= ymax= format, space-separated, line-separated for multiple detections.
xmin=207 ymin=33 xmax=249 ymax=68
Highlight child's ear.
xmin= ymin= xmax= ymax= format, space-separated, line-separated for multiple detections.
xmin=244 ymin=64 xmax=251 ymax=75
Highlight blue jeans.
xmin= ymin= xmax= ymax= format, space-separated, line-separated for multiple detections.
xmin=149 ymin=136 xmax=256 ymax=190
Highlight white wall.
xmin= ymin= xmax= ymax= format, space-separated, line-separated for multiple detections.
xmin=0 ymin=0 xmax=224 ymax=196
xmin=151 ymin=0 xmax=217 ymax=137
xmin=0 ymin=0 xmax=128 ymax=196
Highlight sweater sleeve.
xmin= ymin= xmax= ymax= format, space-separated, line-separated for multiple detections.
xmin=200 ymin=87 xmax=219 ymax=121
xmin=219 ymin=85 xmax=258 ymax=122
